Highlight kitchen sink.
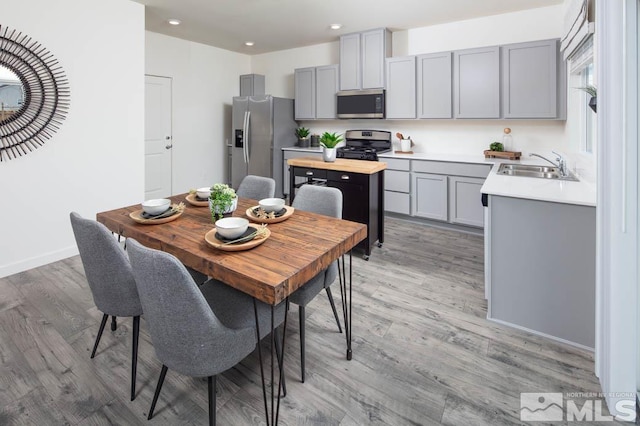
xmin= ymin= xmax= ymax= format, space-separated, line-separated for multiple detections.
xmin=497 ymin=163 xmax=579 ymax=181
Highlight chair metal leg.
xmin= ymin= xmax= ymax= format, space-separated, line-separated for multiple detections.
xmin=273 ymin=327 xmax=287 ymax=397
xmin=148 ymin=365 xmax=168 ymax=420
xmin=325 ymin=287 xmax=343 ymax=333
xmin=131 ymin=316 xmax=140 ymax=401
xmin=91 ymin=314 xmax=109 ymax=359
xmin=208 ymin=375 xmax=216 ymax=426
xmin=111 ymin=316 xmax=117 ymax=331
xmin=299 ymin=305 xmax=306 ymax=383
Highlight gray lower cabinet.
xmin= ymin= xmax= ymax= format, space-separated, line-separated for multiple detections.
xmin=315 ymin=65 xmax=339 ymax=119
xmin=448 ymin=176 xmax=485 ymax=227
xmin=385 ymin=56 xmax=416 ymax=119
xmin=411 ymin=160 xmax=491 ymax=227
xmin=416 ymin=52 xmax=452 ymax=118
xmin=382 ymin=158 xmax=411 ymax=215
xmin=412 ymin=173 xmax=448 ymax=221
xmin=502 ymin=39 xmax=559 ymax=118
xmin=488 ymin=195 xmax=595 ymax=348
xmin=294 ymin=67 xmax=316 ymax=120
xmin=282 ymin=150 xmax=322 ymax=196
xmin=453 ymin=46 xmax=500 ymax=118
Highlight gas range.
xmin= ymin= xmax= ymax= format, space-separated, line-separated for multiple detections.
xmin=336 ymin=130 xmax=392 ymax=161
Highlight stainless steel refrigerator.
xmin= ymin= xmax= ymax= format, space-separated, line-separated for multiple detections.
xmin=231 ymin=96 xmax=297 ymax=198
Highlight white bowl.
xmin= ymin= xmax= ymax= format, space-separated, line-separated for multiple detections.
xmin=196 ymin=187 xmax=211 ymax=199
xmin=215 ymin=217 xmax=249 ymax=239
xmin=259 ymin=198 xmax=285 ymax=213
xmin=141 ymin=198 xmax=171 ymax=215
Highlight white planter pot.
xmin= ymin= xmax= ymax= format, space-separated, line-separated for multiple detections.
xmin=322 ymin=147 xmax=337 ymax=162
xmin=209 ymin=197 xmax=237 ymax=219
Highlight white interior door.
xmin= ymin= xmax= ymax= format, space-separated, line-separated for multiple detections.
xmin=145 ymin=75 xmax=172 ymax=199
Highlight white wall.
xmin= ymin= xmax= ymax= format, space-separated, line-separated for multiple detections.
xmin=0 ymin=0 xmax=144 ymax=279
xmin=145 ymin=32 xmax=251 ymax=192
xmin=252 ymin=42 xmax=339 ymax=98
xmin=251 ymin=5 xmax=575 ymax=166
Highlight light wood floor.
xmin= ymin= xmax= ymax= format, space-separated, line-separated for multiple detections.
xmin=0 ymin=217 xmax=613 ymax=425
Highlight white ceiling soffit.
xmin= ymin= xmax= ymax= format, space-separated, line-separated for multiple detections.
xmin=135 ymin=0 xmax=563 ymax=55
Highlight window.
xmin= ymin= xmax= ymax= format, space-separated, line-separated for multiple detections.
xmin=582 ymin=62 xmax=596 ymax=154
xmin=568 ymin=36 xmax=596 ymax=155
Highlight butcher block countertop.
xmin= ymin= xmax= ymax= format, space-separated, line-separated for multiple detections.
xmin=287 ymin=157 xmax=387 ymax=174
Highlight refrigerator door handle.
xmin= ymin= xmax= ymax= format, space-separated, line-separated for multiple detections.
xmin=245 ymin=111 xmax=251 ymax=164
xmin=242 ymin=111 xmax=249 ymax=164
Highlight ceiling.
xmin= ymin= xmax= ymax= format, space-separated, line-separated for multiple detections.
xmin=133 ymin=0 xmax=563 ymax=55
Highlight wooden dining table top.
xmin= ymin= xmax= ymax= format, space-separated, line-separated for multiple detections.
xmin=96 ymin=194 xmax=367 ymax=305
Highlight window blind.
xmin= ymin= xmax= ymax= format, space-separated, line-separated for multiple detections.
xmin=561 ymin=0 xmax=595 ymax=60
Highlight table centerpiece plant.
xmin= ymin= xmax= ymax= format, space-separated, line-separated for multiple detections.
xmin=319 ymin=131 xmax=343 ymax=162
xmin=209 ymin=183 xmax=238 ymax=221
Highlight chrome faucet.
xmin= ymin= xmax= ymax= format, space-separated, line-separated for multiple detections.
xmin=529 ymin=151 xmax=569 ymax=177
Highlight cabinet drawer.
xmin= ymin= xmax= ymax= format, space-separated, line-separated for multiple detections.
xmin=382 ymin=158 xmax=410 ymax=171
xmin=385 ymin=191 xmax=410 ymax=215
xmin=293 ymin=168 xmax=327 ymax=180
xmin=411 ymin=160 xmax=491 ymax=179
xmin=327 ymin=170 xmax=369 ymax=186
xmin=385 ymin=170 xmax=410 ymax=193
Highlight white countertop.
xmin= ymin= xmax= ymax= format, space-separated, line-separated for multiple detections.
xmin=282 ymin=147 xmax=597 ymax=207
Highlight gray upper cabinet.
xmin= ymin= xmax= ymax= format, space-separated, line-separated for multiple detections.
xmin=454 ymin=46 xmax=500 ymax=118
xmin=340 ymin=28 xmax=390 ymax=90
xmin=339 ymin=33 xmax=361 ymax=90
xmin=417 ymin=52 xmax=452 ymax=118
xmin=315 ymin=65 xmax=339 ymax=119
xmin=502 ymin=39 xmax=559 ymax=119
xmin=239 ymin=74 xmax=265 ymax=96
xmin=294 ymin=67 xmax=316 ymax=120
xmin=385 ymin=56 xmax=416 ymax=119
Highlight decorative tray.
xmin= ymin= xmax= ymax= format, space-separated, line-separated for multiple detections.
xmin=129 ymin=205 xmax=184 ymax=225
xmin=204 ymin=226 xmax=271 ymax=251
xmin=245 ymin=205 xmax=294 ymax=224
xmin=185 ymin=193 xmax=209 ymax=207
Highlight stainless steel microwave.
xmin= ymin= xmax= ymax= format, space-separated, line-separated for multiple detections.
xmin=336 ymin=89 xmax=385 ymax=119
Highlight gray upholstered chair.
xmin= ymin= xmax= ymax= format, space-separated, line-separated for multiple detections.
xmin=69 ymin=212 xmax=142 ymax=401
xmin=126 ymin=238 xmax=285 ymax=425
xmin=236 ymin=175 xmax=276 ymax=200
xmin=289 ymin=185 xmax=343 ymax=382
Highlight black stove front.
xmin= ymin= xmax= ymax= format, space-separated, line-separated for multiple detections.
xmin=337 ymin=130 xmax=392 ymax=161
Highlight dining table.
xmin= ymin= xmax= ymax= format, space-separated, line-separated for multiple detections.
xmin=96 ymin=193 xmax=367 ymax=425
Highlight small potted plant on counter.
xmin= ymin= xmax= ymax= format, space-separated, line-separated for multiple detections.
xmin=319 ymin=131 xmax=343 ymax=162
xmin=295 ymin=127 xmax=310 ymax=147
xmin=209 ymin=183 xmax=238 ymax=221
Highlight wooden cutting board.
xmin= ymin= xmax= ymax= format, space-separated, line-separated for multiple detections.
xmin=484 ymin=150 xmax=522 ymax=160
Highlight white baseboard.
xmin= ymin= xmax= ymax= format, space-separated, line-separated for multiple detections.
xmin=0 ymin=246 xmax=79 ymax=279
xmin=487 ymin=316 xmax=594 ymax=352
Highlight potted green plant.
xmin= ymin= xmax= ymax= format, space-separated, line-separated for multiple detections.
xmin=209 ymin=183 xmax=237 ymax=221
xmin=576 ymin=85 xmax=597 ymax=113
xmin=319 ymin=131 xmax=343 ymax=162
xmin=295 ymin=127 xmax=310 ymax=147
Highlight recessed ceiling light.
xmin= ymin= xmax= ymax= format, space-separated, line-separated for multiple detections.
xmin=330 ymin=24 xmax=342 ymax=30
xmin=168 ymin=19 xmax=181 ymax=26
xmin=245 ymin=41 xmax=255 ymax=46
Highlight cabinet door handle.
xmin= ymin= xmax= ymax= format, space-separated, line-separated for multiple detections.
xmin=341 ymin=175 xmax=350 ymax=180
xmin=305 ymin=171 xmax=314 ymax=176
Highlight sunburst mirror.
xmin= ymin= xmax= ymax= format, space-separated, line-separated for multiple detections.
xmin=0 ymin=25 xmax=70 ymax=161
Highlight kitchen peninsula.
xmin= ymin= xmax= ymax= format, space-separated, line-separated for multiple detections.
xmin=287 ymin=157 xmax=386 ymax=259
